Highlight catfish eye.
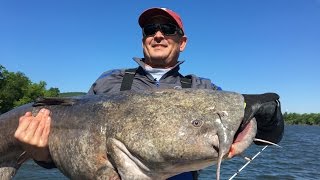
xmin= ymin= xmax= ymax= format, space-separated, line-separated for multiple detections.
xmin=191 ymin=119 xmax=203 ymax=127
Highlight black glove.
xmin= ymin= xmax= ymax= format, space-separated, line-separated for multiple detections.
xmin=241 ymin=93 xmax=284 ymax=145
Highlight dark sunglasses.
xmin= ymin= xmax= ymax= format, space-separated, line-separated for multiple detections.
xmin=142 ymin=23 xmax=184 ymax=37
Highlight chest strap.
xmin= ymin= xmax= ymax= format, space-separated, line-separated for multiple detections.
xmin=180 ymin=75 xmax=192 ymax=89
xmin=120 ymin=68 xmax=192 ymax=91
xmin=120 ymin=68 xmax=137 ymax=91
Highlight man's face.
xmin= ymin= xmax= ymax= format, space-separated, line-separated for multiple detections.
xmin=142 ymin=17 xmax=187 ymax=68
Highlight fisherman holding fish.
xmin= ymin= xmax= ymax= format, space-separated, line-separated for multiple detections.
xmin=14 ymin=7 xmax=284 ymax=179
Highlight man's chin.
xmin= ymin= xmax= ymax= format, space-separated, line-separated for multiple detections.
xmin=149 ymin=55 xmax=167 ymax=61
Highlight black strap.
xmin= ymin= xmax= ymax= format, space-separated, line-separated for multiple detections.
xmin=180 ymin=75 xmax=192 ymax=88
xmin=120 ymin=68 xmax=137 ymax=91
xmin=120 ymin=68 xmax=192 ymax=91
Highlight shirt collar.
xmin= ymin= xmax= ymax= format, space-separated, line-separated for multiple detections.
xmin=132 ymin=57 xmax=184 ymax=71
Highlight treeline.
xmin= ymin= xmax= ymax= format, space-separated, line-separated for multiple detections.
xmin=0 ymin=65 xmax=60 ymax=114
xmin=283 ymin=112 xmax=320 ymax=125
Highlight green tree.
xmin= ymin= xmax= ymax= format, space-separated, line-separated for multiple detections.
xmin=284 ymin=112 xmax=320 ymax=125
xmin=0 ymin=65 xmax=60 ymax=114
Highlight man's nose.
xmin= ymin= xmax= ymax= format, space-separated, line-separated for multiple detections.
xmin=153 ymin=30 xmax=165 ymax=41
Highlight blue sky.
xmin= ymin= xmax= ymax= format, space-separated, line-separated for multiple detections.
xmin=1 ymin=0 xmax=319 ymax=113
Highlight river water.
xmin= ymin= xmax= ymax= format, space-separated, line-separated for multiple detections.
xmin=13 ymin=125 xmax=320 ymax=180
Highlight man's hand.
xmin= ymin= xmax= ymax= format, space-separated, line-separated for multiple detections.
xmin=241 ymin=93 xmax=284 ymax=144
xmin=14 ymin=108 xmax=52 ymax=162
xmin=242 ymin=93 xmax=279 ymax=125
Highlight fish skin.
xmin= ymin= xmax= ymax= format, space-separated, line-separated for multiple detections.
xmin=0 ymin=89 xmax=250 ymax=180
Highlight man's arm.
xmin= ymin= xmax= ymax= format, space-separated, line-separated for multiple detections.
xmin=14 ymin=108 xmax=56 ymax=168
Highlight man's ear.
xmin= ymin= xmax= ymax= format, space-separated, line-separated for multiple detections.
xmin=179 ymin=36 xmax=187 ymax=52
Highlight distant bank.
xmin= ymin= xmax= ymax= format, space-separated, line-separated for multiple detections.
xmin=283 ymin=112 xmax=320 ymax=125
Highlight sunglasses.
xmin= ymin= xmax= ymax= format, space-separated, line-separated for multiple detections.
xmin=142 ymin=23 xmax=184 ymax=37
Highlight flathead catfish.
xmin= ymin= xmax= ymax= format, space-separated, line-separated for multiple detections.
xmin=0 ymin=89 xmax=258 ymax=180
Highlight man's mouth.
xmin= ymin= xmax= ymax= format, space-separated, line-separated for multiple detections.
xmin=152 ymin=44 xmax=167 ymax=48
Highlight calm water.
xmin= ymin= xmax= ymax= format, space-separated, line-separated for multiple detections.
xmin=14 ymin=125 xmax=320 ymax=180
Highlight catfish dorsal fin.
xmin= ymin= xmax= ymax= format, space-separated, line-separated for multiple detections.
xmin=33 ymin=97 xmax=77 ymax=107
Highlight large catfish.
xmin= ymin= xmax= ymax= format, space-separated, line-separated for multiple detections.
xmin=0 ymin=89 xmax=259 ymax=180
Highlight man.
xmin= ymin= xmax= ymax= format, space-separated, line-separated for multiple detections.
xmin=14 ymin=7 xmax=284 ymax=179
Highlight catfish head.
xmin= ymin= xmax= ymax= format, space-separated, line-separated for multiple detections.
xmin=105 ymin=89 xmax=257 ymax=179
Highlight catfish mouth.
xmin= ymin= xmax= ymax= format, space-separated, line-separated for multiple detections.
xmin=212 ymin=118 xmax=258 ymax=180
xmin=228 ymin=118 xmax=257 ymax=158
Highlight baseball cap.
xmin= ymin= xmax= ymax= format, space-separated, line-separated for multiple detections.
xmin=138 ymin=7 xmax=184 ymax=34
